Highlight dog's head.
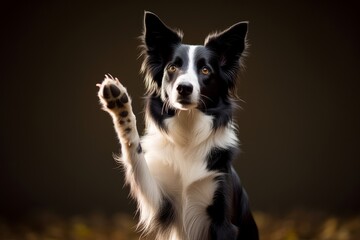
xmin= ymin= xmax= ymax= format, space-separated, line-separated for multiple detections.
xmin=141 ymin=11 xmax=248 ymax=111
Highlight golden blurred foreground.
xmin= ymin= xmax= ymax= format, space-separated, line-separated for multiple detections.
xmin=0 ymin=211 xmax=359 ymax=240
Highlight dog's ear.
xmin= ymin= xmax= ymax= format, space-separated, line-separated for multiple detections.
xmin=205 ymin=21 xmax=248 ymax=72
xmin=141 ymin=11 xmax=182 ymax=94
xmin=143 ymin=11 xmax=182 ymax=55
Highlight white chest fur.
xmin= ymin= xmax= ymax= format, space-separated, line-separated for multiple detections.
xmin=142 ymin=110 xmax=238 ymax=188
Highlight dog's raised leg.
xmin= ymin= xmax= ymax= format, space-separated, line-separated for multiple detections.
xmin=97 ymin=75 xmax=162 ymax=228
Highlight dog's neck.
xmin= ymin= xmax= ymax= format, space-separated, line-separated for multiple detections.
xmin=162 ymin=109 xmax=214 ymax=146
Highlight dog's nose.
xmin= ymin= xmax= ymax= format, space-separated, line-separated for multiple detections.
xmin=176 ymin=83 xmax=193 ymax=96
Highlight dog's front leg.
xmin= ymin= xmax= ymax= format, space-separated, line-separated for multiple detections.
xmin=97 ymin=75 xmax=162 ymax=221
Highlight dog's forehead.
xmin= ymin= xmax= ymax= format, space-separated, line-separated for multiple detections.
xmin=172 ymin=45 xmax=190 ymax=61
xmin=172 ymin=44 xmax=213 ymax=63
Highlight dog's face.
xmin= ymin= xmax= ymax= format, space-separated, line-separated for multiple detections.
xmin=141 ymin=12 xmax=248 ymax=111
xmin=162 ymin=45 xmax=216 ymax=110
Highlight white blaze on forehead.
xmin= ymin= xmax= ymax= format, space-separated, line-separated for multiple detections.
xmin=174 ymin=45 xmax=200 ymax=91
xmin=187 ymin=45 xmax=198 ymax=78
xmin=170 ymin=45 xmax=201 ymax=110
xmin=187 ymin=46 xmax=200 ymax=97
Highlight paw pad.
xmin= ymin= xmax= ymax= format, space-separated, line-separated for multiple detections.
xmin=110 ymin=84 xmax=121 ymax=98
xmin=120 ymin=111 xmax=129 ymax=118
xmin=120 ymin=94 xmax=129 ymax=104
xmin=98 ymin=75 xmax=130 ymax=112
xmin=107 ymin=100 xmax=116 ymax=109
xmin=103 ymin=87 xmax=111 ymax=99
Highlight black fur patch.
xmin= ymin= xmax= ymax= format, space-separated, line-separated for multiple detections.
xmin=207 ymin=168 xmax=259 ymax=240
xmin=230 ymin=168 xmax=259 ymax=240
xmin=156 ymin=197 xmax=176 ymax=227
xmin=205 ymin=21 xmax=248 ymax=93
xmin=146 ymin=94 xmax=175 ymax=131
xmin=207 ymin=176 xmax=229 ymax=224
xmin=190 ymin=46 xmax=235 ymax=129
xmin=209 ymin=222 xmax=238 ymax=240
xmin=207 ymin=176 xmax=238 ymax=239
xmin=206 ymin=148 xmax=258 ymax=239
xmin=202 ymin=99 xmax=233 ymax=130
xmin=206 ymin=147 xmax=235 ymax=172
xmin=163 ymin=45 xmax=189 ymax=83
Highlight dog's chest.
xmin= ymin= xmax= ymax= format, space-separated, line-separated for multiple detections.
xmin=142 ymin=121 xmax=213 ymax=189
xmin=142 ymin=110 xmax=238 ymax=191
xmin=143 ymin=112 xmax=208 ymax=180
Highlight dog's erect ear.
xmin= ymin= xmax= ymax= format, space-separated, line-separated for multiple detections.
xmin=143 ymin=11 xmax=182 ymax=53
xmin=141 ymin=11 xmax=183 ymax=94
xmin=205 ymin=22 xmax=248 ymax=70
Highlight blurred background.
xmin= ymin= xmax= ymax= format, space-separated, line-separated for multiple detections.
xmin=1 ymin=0 xmax=359 ymax=239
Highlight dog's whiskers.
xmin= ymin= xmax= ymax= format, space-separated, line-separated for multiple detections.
xmin=199 ymin=98 xmax=208 ymax=112
xmin=161 ymin=99 xmax=171 ymax=115
xmin=200 ymin=94 xmax=213 ymax=103
xmin=161 ymin=100 xmax=167 ymax=115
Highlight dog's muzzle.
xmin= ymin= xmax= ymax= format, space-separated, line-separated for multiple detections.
xmin=176 ymin=83 xmax=194 ymax=105
xmin=176 ymin=83 xmax=193 ymax=96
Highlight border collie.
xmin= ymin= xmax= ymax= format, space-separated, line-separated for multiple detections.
xmin=97 ymin=11 xmax=258 ymax=240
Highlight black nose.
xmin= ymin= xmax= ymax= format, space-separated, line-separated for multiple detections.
xmin=176 ymin=83 xmax=193 ymax=96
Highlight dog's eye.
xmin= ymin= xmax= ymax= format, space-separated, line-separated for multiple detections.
xmin=201 ymin=67 xmax=210 ymax=75
xmin=168 ymin=65 xmax=177 ymax=73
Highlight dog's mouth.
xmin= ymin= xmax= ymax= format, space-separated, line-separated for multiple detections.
xmin=177 ymin=98 xmax=192 ymax=105
xmin=173 ymin=97 xmax=197 ymax=110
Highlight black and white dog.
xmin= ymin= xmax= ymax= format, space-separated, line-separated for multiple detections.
xmin=97 ymin=11 xmax=258 ymax=240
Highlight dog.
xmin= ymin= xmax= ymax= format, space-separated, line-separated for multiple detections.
xmin=97 ymin=11 xmax=258 ymax=240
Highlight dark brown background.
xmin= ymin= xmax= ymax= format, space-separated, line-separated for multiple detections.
xmin=1 ymin=0 xmax=359 ymax=219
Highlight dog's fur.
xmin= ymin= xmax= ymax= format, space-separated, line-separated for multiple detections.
xmin=97 ymin=11 xmax=258 ymax=240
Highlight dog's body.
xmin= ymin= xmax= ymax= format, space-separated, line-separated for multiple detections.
xmin=97 ymin=12 xmax=258 ymax=240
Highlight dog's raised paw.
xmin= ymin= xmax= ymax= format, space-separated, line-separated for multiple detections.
xmin=97 ymin=75 xmax=131 ymax=112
